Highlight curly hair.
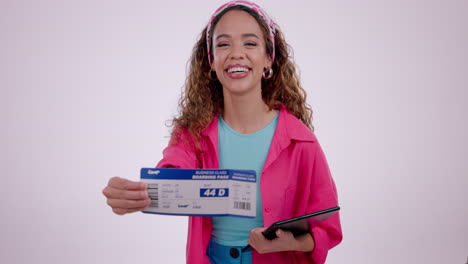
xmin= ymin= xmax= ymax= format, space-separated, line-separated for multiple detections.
xmin=171 ymin=5 xmax=313 ymax=151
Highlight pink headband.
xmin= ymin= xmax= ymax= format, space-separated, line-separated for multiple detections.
xmin=206 ymin=0 xmax=276 ymax=66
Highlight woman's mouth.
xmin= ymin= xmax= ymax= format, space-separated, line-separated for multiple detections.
xmin=225 ymin=66 xmax=251 ymax=79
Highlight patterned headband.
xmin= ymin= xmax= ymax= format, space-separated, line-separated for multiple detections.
xmin=206 ymin=0 xmax=276 ymax=66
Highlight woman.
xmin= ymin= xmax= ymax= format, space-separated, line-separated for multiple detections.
xmin=103 ymin=1 xmax=342 ymax=263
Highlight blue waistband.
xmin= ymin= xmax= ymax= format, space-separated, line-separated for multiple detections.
xmin=207 ymin=240 xmax=252 ymax=264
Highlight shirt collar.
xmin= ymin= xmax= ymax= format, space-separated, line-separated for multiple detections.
xmin=201 ymin=105 xmax=315 ymax=143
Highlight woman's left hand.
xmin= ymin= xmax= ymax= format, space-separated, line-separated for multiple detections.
xmin=247 ymin=227 xmax=315 ymax=254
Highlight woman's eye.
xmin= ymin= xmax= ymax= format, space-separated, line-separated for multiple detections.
xmin=245 ymin=42 xmax=257 ymax=46
xmin=216 ymin=43 xmax=229 ymax=47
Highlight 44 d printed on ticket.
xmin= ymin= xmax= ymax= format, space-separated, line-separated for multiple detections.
xmin=140 ymin=168 xmax=256 ymax=218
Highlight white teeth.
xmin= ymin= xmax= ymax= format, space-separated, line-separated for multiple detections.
xmin=227 ymin=67 xmax=249 ymax=73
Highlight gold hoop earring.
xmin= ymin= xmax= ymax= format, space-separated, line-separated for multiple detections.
xmin=209 ymin=69 xmax=217 ymax=81
xmin=263 ymin=68 xmax=273 ymax=79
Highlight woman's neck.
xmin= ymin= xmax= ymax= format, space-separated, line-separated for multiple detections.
xmin=222 ymin=91 xmax=277 ymax=134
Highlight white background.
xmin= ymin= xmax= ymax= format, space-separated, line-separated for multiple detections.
xmin=1 ymin=0 xmax=467 ymax=263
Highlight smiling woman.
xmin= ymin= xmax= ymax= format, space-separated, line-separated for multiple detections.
xmin=211 ymin=10 xmax=272 ymax=99
xmin=102 ymin=1 xmax=342 ymax=263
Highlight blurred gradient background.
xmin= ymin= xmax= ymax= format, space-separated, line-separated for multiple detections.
xmin=1 ymin=0 xmax=467 ymax=263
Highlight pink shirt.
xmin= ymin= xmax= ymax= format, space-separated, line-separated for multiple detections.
xmin=156 ymin=106 xmax=342 ymax=264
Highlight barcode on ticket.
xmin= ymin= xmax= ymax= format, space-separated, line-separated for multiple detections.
xmin=147 ymin=183 xmax=159 ymax=208
xmin=234 ymin=201 xmax=251 ymax=210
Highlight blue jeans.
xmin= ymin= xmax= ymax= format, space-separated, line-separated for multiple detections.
xmin=206 ymin=239 xmax=252 ymax=264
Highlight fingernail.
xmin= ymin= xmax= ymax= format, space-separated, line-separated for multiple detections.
xmin=140 ymin=182 xmax=147 ymax=189
xmin=141 ymin=191 xmax=148 ymax=199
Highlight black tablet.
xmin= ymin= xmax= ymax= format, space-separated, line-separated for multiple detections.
xmin=262 ymin=206 xmax=340 ymax=240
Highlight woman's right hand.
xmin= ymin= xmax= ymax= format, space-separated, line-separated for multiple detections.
xmin=102 ymin=176 xmax=151 ymax=215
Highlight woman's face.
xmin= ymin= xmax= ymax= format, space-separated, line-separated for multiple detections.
xmin=211 ymin=10 xmax=271 ymax=97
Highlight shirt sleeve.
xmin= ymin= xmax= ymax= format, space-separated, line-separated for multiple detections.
xmin=156 ymin=128 xmax=199 ymax=169
xmin=294 ymin=141 xmax=343 ymax=264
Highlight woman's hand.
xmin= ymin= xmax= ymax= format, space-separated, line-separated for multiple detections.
xmin=248 ymin=227 xmax=315 ymax=254
xmin=102 ymin=177 xmax=151 ymax=215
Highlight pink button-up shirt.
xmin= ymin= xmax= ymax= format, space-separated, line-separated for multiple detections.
xmin=157 ymin=107 xmax=342 ymax=264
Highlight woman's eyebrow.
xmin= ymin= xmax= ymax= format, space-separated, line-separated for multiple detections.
xmin=215 ymin=33 xmax=260 ymax=40
xmin=242 ymin=33 xmax=259 ymax=39
xmin=216 ymin=34 xmax=231 ymax=40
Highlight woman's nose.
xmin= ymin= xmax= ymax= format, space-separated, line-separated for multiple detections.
xmin=229 ymin=43 xmax=245 ymax=60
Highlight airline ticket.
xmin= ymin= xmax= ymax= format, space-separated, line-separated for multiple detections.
xmin=140 ymin=168 xmax=256 ymax=218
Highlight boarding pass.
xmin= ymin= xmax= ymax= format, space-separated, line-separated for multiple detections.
xmin=140 ymin=168 xmax=256 ymax=218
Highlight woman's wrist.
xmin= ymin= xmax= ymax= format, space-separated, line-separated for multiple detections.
xmin=292 ymin=233 xmax=315 ymax=252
